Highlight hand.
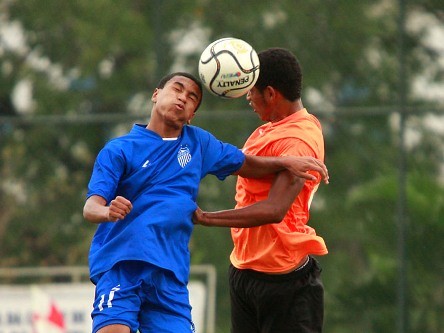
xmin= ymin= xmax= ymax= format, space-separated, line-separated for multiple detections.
xmin=284 ymin=156 xmax=329 ymax=184
xmin=192 ymin=207 xmax=205 ymax=225
xmin=108 ymin=196 xmax=133 ymax=222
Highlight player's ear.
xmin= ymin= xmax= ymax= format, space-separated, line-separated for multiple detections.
xmin=151 ymin=88 xmax=160 ymax=102
xmin=187 ymin=112 xmax=196 ymax=124
xmin=264 ymin=86 xmax=276 ymax=102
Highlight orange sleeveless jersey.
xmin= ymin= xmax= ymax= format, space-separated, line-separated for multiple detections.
xmin=230 ymin=109 xmax=328 ymax=273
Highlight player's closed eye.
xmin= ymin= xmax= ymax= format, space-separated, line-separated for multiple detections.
xmin=189 ymin=94 xmax=198 ymax=103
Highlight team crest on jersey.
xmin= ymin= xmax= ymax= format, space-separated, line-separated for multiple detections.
xmin=177 ymin=146 xmax=192 ymax=168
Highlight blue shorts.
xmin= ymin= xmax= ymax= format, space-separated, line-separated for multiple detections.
xmin=91 ymin=261 xmax=195 ymax=333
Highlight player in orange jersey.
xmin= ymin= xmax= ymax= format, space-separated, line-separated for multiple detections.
xmin=193 ymin=48 xmax=328 ymax=333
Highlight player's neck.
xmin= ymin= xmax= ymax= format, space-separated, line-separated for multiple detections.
xmin=146 ymin=120 xmax=182 ymax=139
xmin=270 ymin=99 xmax=304 ymax=123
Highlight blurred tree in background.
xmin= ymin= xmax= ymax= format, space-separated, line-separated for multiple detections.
xmin=0 ymin=0 xmax=443 ymax=332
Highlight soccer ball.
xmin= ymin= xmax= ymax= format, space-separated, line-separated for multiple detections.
xmin=198 ymin=37 xmax=260 ymax=98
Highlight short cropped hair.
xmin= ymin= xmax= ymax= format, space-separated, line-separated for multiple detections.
xmin=255 ymin=48 xmax=302 ymax=101
xmin=156 ymin=72 xmax=203 ymax=111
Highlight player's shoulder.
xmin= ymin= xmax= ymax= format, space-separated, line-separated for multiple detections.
xmin=105 ymin=124 xmax=149 ymax=144
xmin=101 ymin=128 xmax=137 ymax=153
xmin=185 ymin=124 xmax=206 ymax=134
xmin=105 ymin=132 xmax=131 ymax=147
xmin=183 ymin=124 xmax=215 ymax=140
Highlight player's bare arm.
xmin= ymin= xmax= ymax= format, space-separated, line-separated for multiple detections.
xmin=193 ymin=170 xmax=303 ymax=227
xmin=83 ymin=195 xmax=133 ymax=223
xmin=236 ymin=155 xmax=329 ymax=184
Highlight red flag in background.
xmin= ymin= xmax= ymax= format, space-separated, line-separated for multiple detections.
xmin=31 ymin=285 xmax=66 ymax=333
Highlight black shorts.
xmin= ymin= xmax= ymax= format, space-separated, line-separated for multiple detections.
xmin=229 ymin=257 xmax=324 ymax=333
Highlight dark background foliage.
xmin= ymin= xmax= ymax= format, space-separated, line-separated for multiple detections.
xmin=1 ymin=1 xmax=443 ymax=332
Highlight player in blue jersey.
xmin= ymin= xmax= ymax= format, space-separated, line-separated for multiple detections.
xmin=83 ymin=72 xmax=328 ymax=333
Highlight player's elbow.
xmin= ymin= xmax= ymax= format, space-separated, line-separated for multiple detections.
xmin=83 ymin=202 xmax=98 ymax=223
xmin=83 ymin=205 xmax=92 ymax=222
xmin=265 ymin=206 xmax=288 ymax=223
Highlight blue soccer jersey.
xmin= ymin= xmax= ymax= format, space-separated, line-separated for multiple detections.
xmin=87 ymin=124 xmax=245 ymax=285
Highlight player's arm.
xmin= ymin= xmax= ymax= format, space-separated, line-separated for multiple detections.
xmin=193 ymin=170 xmax=303 ymax=227
xmin=235 ymin=154 xmax=329 ymax=184
xmin=83 ymin=195 xmax=133 ymax=224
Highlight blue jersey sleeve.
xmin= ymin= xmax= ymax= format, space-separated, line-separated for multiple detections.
xmin=200 ymin=131 xmax=245 ymax=180
xmin=86 ymin=141 xmax=126 ymax=202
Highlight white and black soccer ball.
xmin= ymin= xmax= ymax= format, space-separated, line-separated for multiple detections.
xmin=198 ymin=37 xmax=260 ymax=98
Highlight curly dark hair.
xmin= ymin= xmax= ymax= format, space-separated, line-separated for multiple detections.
xmin=255 ymin=48 xmax=302 ymax=101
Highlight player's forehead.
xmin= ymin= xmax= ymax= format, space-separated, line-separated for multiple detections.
xmin=166 ymin=76 xmax=201 ymax=96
